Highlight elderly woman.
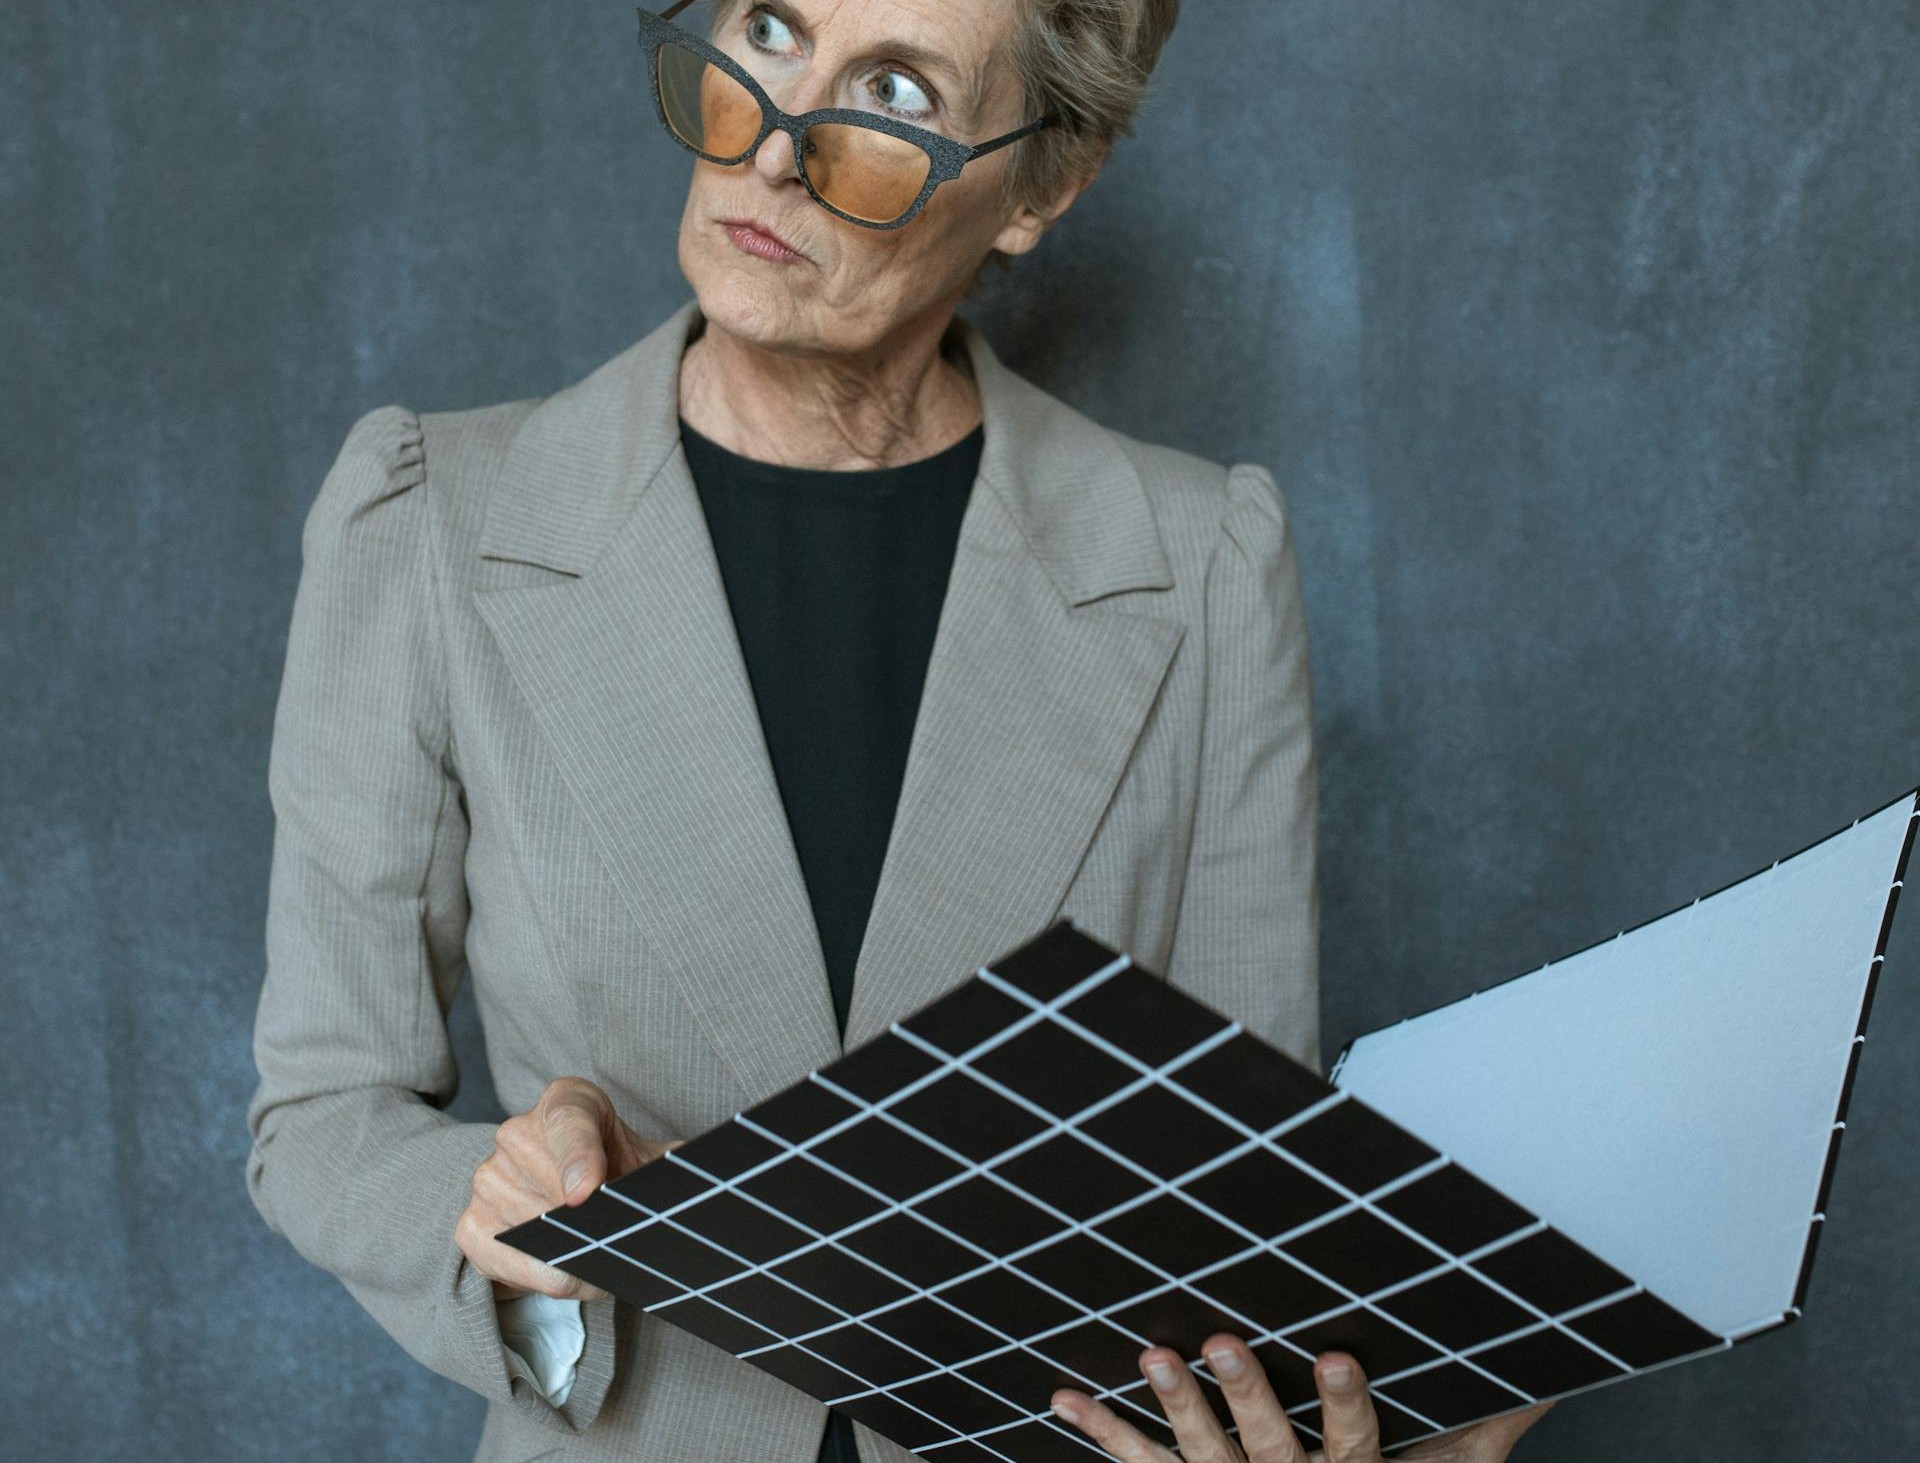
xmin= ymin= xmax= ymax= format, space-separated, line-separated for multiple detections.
xmin=245 ymin=2 xmax=1556 ymax=1462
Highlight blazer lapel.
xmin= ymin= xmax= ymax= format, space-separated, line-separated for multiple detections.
xmin=841 ymin=317 xmax=1184 ymax=1044
xmin=472 ymin=297 xmax=1181 ymax=1107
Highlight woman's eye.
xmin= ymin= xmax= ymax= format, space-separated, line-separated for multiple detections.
xmin=744 ymin=7 xmax=797 ymax=54
xmin=740 ymin=6 xmax=939 ymax=123
xmin=871 ymin=68 xmax=933 ymax=119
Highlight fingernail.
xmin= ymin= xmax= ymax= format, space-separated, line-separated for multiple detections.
xmin=1206 ymin=1347 xmax=1245 ymax=1380
xmin=1323 ymin=1361 xmax=1354 ymax=1390
xmin=1146 ymin=1359 xmax=1180 ymax=1393
xmin=562 ymin=1162 xmax=588 ymax=1193
xmin=1051 ymin=1398 xmax=1079 ymax=1423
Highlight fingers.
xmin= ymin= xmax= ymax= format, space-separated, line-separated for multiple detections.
xmin=1049 ymin=1388 xmax=1177 ymax=1463
xmin=513 ymin=1262 xmax=612 ymax=1305
xmin=1461 ymin=1400 xmax=1557 ymax=1460
xmin=473 ymin=1131 xmax=558 ymax=1210
xmin=1201 ymin=1335 xmax=1310 ymax=1463
xmin=1134 ymin=1347 xmax=1242 ymax=1463
xmin=1313 ymin=1352 xmax=1383 ymax=1463
xmin=455 ymin=1201 xmax=613 ymax=1302
xmin=458 ymin=1077 xmax=674 ymax=1305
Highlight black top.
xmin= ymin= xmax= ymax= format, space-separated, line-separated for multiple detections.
xmin=678 ymin=411 xmax=983 ymax=1463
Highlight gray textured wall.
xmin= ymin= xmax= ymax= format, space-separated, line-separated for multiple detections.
xmin=3 ymin=1 xmax=1915 ymax=1458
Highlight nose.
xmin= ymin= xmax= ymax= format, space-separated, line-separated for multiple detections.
xmin=752 ymin=125 xmax=800 ymax=184
xmin=745 ymin=72 xmax=829 ymax=184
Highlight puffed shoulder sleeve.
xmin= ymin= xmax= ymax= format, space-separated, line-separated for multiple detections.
xmin=1163 ymin=461 xmax=1323 ymax=1075
xmin=243 ymin=405 xmax=618 ymax=1435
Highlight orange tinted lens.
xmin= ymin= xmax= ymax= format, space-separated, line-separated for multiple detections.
xmin=656 ymin=40 xmax=761 ymax=157
xmin=801 ymin=123 xmax=933 ymax=223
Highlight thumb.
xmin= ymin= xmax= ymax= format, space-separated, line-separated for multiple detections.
xmin=540 ymin=1079 xmax=623 ymax=1203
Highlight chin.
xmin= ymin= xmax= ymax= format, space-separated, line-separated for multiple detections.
xmin=681 ymin=245 xmax=801 ymax=346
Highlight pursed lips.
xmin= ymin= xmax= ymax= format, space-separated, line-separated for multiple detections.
xmin=718 ymin=216 xmax=807 ymax=261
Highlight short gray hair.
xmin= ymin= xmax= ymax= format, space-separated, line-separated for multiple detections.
xmin=700 ymin=0 xmax=1182 ymax=294
xmin=981 ymin=0 xmax=1180 ymax=292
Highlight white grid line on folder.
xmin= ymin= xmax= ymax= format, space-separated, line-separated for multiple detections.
xmin=545 ymin=952 xmax=1641 ymax=1451
xmin=973 ymin=969 xmax=1644 ymax=1371
xmin=524 ymin=932 xmax=1723 ymax=1457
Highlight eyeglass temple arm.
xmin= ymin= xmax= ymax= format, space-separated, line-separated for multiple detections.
xmin=966 ymin=112 xmax=1061 ymax=161
xmin=657 ymin=0 xmax=702 ymax=18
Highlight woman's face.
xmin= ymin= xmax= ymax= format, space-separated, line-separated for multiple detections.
xmin=675 ymin=0 xmax=1063 ymax=357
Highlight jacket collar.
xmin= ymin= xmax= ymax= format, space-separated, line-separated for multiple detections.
xmin=471 ymin=296 xmax=1183 ymax=1110
xmin=477 ymin=295 xmax=1172 ymax=603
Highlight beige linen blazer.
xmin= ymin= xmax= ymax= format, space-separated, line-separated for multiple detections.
xmin=244 ymin=295 xmax=1321 ymax=1463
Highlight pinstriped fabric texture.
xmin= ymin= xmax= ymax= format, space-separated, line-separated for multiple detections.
xmin=244 ymin=296 xmax=1320 ymax=1463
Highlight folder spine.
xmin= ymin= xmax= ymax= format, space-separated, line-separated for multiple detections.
xmin=1785 ymin=791 xmax=1919 ymax=1319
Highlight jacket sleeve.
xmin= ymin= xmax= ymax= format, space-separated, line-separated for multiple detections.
xmin=243 ymin=405 xmax=619 ymax=1434
xmin=1163 ymin=460 xmax=1324 ymax=1076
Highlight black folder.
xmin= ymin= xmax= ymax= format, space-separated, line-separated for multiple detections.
xmin=498 ymin=786 xmax=1917 ymax=1459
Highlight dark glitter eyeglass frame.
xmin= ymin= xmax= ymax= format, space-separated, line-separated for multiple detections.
xmin=637 ymin=0 xmax=1063 ymax=231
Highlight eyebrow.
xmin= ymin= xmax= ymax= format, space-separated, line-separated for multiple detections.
xmin=746 ymin=0 xmax=986 ymax=126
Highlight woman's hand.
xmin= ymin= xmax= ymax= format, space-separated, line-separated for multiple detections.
xmin=456 ymin=1075 xmax=676 ymax=1304
xmin=1052 ymin=1335 xmax=1555 ymax=1463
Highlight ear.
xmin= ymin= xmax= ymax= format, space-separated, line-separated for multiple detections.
xmin=989 ymin=136 xmax=1114 ymax=260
